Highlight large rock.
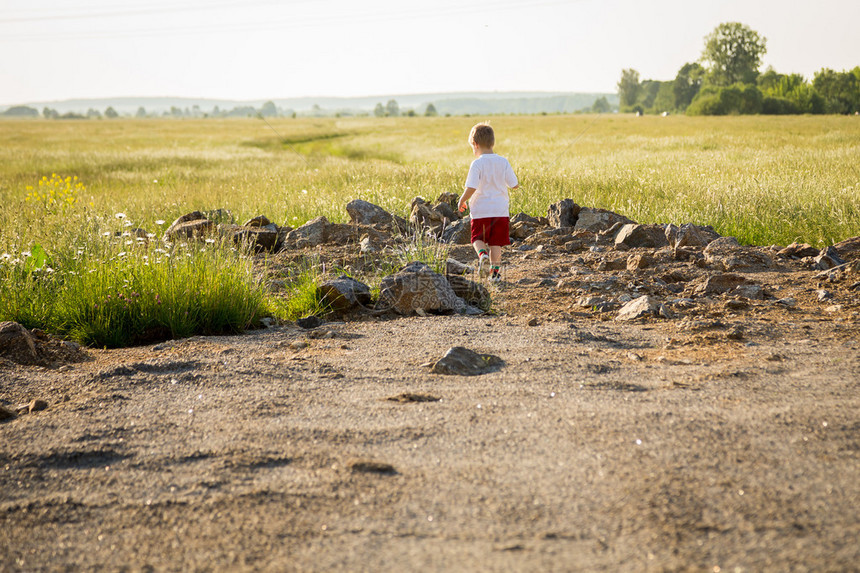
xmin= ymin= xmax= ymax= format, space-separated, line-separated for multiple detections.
xmin=777 ymin=241 xmax=819 ymax=259
xmin=814 ymin=246 xmax=846 ymax=270
xmin=446 ymin=274 xmax=491 ymax=310
xmin=0 ymin=321 xmax=38 ymax=365
xmin=165 ymin=217 xmax=215 ymax=241
xmin=242 ymin=215 xmax=271 ymax=227
xmin=547 ymin=199 xmax=581 ymax=228
xmin=379 ymin=262 xmax=466 ymax=315
xmin=692 ymin=273 xmax=749 ymax=296
xmin=665 ymin=223 xmax=721 ymax=248
xmin=703 ymin=237 xmax=774 ymax=271
xmin=232 ymin=225 xmax=279 ymax=252
xmin=833 ymin=236 xmax=860 ymax=261
xmin=574 ymin=208 xmax=635 ymax=233
xmin=431 ymin=346 xmax=504 ymax=376
xmin=346 ymin=199 xmax=395 ymax=227
xmin=441 ymin=216 xmax=471 ymax=244
xmin=164 ymin=211 xmax=206 ymax=237
xmin=614 ymin=224 xmax=669 ymax=249
xmin=615 ymin=296 xmax=674 ymax=321
xmin=317 ymin=275 xmax=372 ymax=312
xmin=286 ymin=216 xmax=330 ymax=248
xmin=410 ymin=198 xmax=447 ymax=235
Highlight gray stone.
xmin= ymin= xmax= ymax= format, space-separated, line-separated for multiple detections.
xmin=510 ymin=212 xmax=541 ymax=226
xmin=446 ymin=275 xmax=491 ymax=310
xmin=665 ymin=223 xmax=721 ymax=248
xmin=693 ymin=273 xmax=749 ymax=296
xmin=296 ymin=316 xmax=324 ymax=329
xmin=0 ymin=321 xmax=38 ymax=364
xmin=0 ymin=405 xmax=15 ymax=421
xmin=703 ymin=237 xmax=774 ymax=271
xmin=379 ymin=262 xmax=466 ymax=315
xmin=164 ymin=211 xmax=207 ymax=237
xmin=359 ymin=235 xmax=378 ymax=254
xmin=615 ymin=296 xmax=674 ymax=321
xmin=316 ymin=275 xmax=372 ymax=312
xmin=574 ymin=208 xmax=635 ymax=233
xmin=441 ymin=216 xmax=472 ymax=244
xmin=445 ymin=258 xmax=473 ymax=275
xmin=833 ymin=236 xmax=860 ymax=261
xmin=232 ymin=226 xmax=278 ymax=252
xmin=431 ymin=346 xmax=504 ymax=376
xmin=286 ymin=216 xmax=329 ymax=248
xmin=242 ymin=215 xmax=271 ymax=227
xmin=777 ymin=242 xmax=819 ymax=259
xmin=346 ymin=199 xmax=396 ymax=227
xmin=614 ymin=224 xmax=669 ymax=249
xmin=165 ymin=218 xmax=215 ymax=240
xmin=733 ymin=285 xmax=764 ymax=300
xmin=814 ymin=246 xmax=847 ymax=270
xmin=547 ymin=199 xmax=581 ymax=228
xmin=410 ymin=198 xmax=446 ymax=234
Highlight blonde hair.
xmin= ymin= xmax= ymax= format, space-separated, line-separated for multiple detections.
xmin=468 ymin=122 xmax=494 ymax=148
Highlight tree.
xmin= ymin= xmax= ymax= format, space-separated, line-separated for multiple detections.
xmin=135 ymin=106 xmax=147 ymax=118
xmin=42 ymin=107 xmax=59 ymax=119
xmin=617 ymin=68 xmax=642 ymax=109
xmin=86 ymin=108 xmax=102 ymax=119
xmin=591 ymin=96 xmax=611 ymax=113
xmin=385 ymin=99 xmax=400 ymax=117
xmin=2 ymin=105 xmax=39 ymax=117
xmin=673 ymin=62 xmax=704 ymax=110
xmin=652 ymin=83 xmax=675 ymax=113
xmin=424 ymin=103 xmax=438 ymax=116
xmin=260 ymin=101 xmax=277 ymax=117
xmin=813 ymin=68 xmax=860 ymax=114
xmin=104 ymin=106 xmax=119 ymax=119
xmin=701 ymin=22 xmax=767 ymax=86
xmin=373 ymin=103 xmax=385 ymax=117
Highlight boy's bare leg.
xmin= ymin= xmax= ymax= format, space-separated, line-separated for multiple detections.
xmin=472 ymin=240 xmax=489 ymax=257
xmin=489 ymin=246 xmax=502 ymax=265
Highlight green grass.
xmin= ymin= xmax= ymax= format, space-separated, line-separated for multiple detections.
xmin=1 ymin=114 xmax=858 ymax=345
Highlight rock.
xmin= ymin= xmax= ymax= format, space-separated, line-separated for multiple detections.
xmin=510 ymin=220 xmax=540 ymax=240
xmin=379 ymin=262 xmax=466 ymax=315
xmin=817 ymin=289 xmax=834 ymax=302
xmin=703 ymin=237 xmax=774 ymax=271
xmin=527 ymin=317 xmax=540 ymax=327
xmin=445 ymin=258 xmax=473 ymax=276
xmin=0 ymin=321 xmax=38 ymax=365
xmin=232 ymin=225 xmax=278 ymax=252
xmin=430 ymin=346 xmax=504 ymax=376
xmin=441 ymin=216 xmax=471 ymax=244
xmin=286 ymin=216 xmax=329 ymax=248
xmin=359 ymin=235 xmax=378 ymax=254
xmin=547 ymin=199 xmax=581 ymax=228
xmin=511 ymin=212 xmax=541 ymax=226
xmin=665 ymin=223 xmax=720 ymax=248
xmin=409 ymin=198 xmax=445 ymax=234
xmin=275 ymin=225 xmax=292 ymax=251
xmin=833 ymin=236 xmax=860 ymax=261
xmin=433 ymin=201 xmax=460 ymax=223
xmin=615 ymin=296 xmax=674 ymax=321
xmin=733 ymin=285 xmax=764 ymax=300
xmin=626 ymin=253 xmax=653 ymax=271
xmin=386 ymin=393 xmax=440 ymax=403
xmin=446 ymin=275 xmax=491 ymax=310
xmin=347 ymin=459 xmax=397 ymax=475
xmin=574 ymin=208 xmax=635 ymax=233
xmin=289 ymin=340 xmax=310 ymax=350
xmin=164 ymin=218 xmax=215 ymax=241
xmin=435 ymin=192 xmax=460 ymax=211
xmin=296 ymin=316 xmax=324 ymax=329
xmin=614 ymin=224 xmax=669 ymax=249
xmin=316 ymin=275 xmax=372 ymax=313
xmin=814 ymin=246 xmax=846 ymax=270
xmin=28 ymin=399 xmax=48 ymax=414
xmin=693 ymin=273 xmax=749 ymax=296
xmin=776 ymin=297 xmax=796 ymax=308
xmin=0 ymin=405 xmax=15 ymax=421
xmin=346 ymin=199 xmax=395 ymax=227
xmin=242 ymin=215 xmax=271 ymax=227
xmin=777 ymin=242 xmax=820 ymax=259
xmin=164 ymin=211 xmax=207 ymax=237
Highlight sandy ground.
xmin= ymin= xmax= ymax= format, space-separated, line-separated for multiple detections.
xmin=2 ymin=245 xmax=859 ymax=572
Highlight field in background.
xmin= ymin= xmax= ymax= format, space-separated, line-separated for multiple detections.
xmin=1 ymin=114 xmax=859 ymax=249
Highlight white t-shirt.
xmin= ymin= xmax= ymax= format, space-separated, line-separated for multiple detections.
xmin=464 ymin=153 xmax=518 ymax=219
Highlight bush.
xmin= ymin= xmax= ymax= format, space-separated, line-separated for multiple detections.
xmin=762 ymin=97 xmax=802 ymax=115
xmin=687 ymin=84 xmax=763 ymax=115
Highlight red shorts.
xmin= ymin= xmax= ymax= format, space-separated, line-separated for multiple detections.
xmin=470 ymin=217 xmax=510 ymax=246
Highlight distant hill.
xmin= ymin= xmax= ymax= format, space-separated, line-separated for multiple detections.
xmin=1 ymin=92 xmax=618 ymax=116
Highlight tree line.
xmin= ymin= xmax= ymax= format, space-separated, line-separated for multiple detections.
xmin=618 ymin=22 xmax=860 ymax=116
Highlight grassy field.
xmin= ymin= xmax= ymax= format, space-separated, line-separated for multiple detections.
xmin=1 ymin=114 xmax=859 ymax=345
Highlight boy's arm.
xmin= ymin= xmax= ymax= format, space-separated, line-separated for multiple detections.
xmin=458 ymin=188 xmax=476 ymax=212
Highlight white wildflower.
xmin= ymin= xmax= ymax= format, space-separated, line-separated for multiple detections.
xmin=115 ymin=212 xmax=126 ymax=219
xmin=155 ymin=220 xmax=165 ymax=226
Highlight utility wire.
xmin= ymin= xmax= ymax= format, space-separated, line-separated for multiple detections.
xmin=257 ymin=114 xmax=312 ymax=167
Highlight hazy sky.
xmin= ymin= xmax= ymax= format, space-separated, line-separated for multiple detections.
xmin=1 ymin=0 xmax=859 ymax=104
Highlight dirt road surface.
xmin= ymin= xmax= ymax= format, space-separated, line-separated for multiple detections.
xmin=2 ymin=247 xmax=859 ymax=571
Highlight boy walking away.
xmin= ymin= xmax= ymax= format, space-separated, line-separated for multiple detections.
xmin=458 ymin=122 xmax=519 ymax=283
